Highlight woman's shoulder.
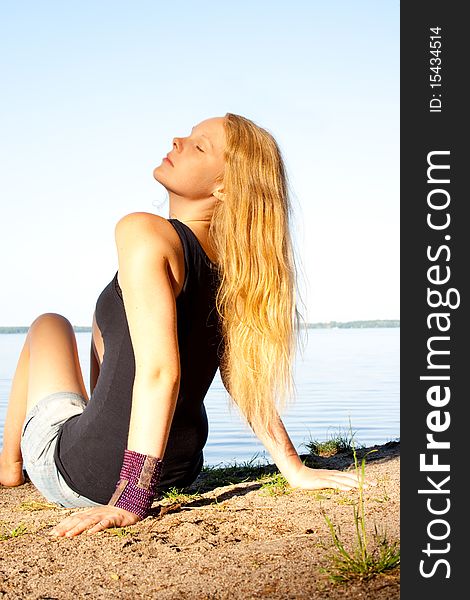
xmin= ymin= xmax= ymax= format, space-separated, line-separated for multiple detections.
xmin=114 ymin=212 xmax=186 ymax=298
xmin=114 ymin=212 xmax=181 ymax=257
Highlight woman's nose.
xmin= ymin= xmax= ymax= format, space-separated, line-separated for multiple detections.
xmin=173 ymin=137 xmax=181 ymax=151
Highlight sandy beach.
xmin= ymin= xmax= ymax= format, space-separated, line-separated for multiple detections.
xmin=0 ymin=442 xmax=399 ymax=599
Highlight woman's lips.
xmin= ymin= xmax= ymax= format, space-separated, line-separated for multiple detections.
xmin=164 ymin=156 xmax=174 ymax=166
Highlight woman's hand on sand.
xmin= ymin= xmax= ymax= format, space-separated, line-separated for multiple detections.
xmin=49 ymin=505 xmax=141 ymax=538
xmin=288 ymin=464 xmax=376 ymax=492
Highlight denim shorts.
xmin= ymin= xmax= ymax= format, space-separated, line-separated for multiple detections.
xmin=20 ymin=391 xmax=102 ymax=508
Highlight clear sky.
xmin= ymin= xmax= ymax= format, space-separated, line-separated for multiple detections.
xmin=0 ymin=1 xmax=399 ymax=326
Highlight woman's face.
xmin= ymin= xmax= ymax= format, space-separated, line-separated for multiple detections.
xmin=153 ymin=117 xmax=226 ymax=200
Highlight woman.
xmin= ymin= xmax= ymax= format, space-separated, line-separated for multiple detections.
xmin=0 ymin=113 xmax=369 ymax=538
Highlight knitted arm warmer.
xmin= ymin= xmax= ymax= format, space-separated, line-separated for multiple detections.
xmin=108 ymin=449 xmax=164 ymax=519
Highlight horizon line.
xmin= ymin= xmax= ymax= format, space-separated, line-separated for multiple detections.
xmin=0 ymin=319 xmax=400 ymax=332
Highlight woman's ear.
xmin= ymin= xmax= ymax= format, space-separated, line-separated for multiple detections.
xmin=213 ymin=189 xmax=226 ymax=201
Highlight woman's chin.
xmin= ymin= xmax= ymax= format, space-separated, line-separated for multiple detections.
xmin=153 ymin=166 xmax=164 ymax=181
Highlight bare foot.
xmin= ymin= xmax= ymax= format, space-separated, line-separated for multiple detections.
xmin=0 ymin=453 xmax=25 ymax=487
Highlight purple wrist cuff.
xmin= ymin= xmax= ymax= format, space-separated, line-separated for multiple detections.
xmin=108 ymin=449 xmax=164 ymax=519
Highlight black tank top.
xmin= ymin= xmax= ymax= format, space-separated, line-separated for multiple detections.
xmin=53 ymin=219 xmax=223 ymax=504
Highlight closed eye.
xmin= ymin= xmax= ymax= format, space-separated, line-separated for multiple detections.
xmin=196 ymin=146 xmax=204 ymax=152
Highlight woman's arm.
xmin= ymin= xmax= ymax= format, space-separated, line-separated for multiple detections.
xmin=247 ymin=412 xmax=304 ymax=485
xmin=50 ymin=213 xmax=181 ymax=537
xmin=220 ymin=370 xmax=373 ymax=492
xmin=115 ymin=213 xmax=181 ymax=458
xmin=218 ymin=369 xmax=302 ymax=482
xmin=248 ymin=413 xmax=371 ymax=491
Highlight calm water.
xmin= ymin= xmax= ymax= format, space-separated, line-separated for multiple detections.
xmin=0 ymin=328 xmax=399 ymax=466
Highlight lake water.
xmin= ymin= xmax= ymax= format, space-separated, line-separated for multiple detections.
xmin=0 ymin=328 xmax=399 ymax=466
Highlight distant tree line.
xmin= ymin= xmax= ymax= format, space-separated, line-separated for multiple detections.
xmin=0 ymin=326 xmax=93 ymax=333
xmin=0 ymin=320 xmax=399 ymax=334
xmin=304 ymin=319 xmax=400 ymax=329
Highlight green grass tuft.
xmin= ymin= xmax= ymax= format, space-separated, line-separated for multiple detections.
xmin=0 ymin=523 xmax=28 ymax=541
xmin=198 ymin=453 xmax=272 ymax=490
xmin=257 ymin=472 xmax=291 ymax=496
xmin=106 ymin=526 xmax=136 ymax=538
xmin=321 ymin=424 xmax=400 ymax=583
xmin=305 ymin=427 xmax=362 ymax=457
xmin=324 ymin=517 xmax=400 ymax=583
xmin=161 ymin=487 xmax=203 ymax=504
xmin=18 ymin=500 xmax=58 ymax=512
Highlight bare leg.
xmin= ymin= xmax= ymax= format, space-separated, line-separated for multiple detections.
xmin=0 ymin=313 xmax=89 ymax=487
xmin=0 ymin=341 xmax=29 ymax=485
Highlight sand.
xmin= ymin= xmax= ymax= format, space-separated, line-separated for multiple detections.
xmin=0 ymin=443 xmax=399 ymax=599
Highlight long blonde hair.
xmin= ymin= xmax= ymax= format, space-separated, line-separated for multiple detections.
xmin=209 ymin=113 xmax=306 ymax=435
